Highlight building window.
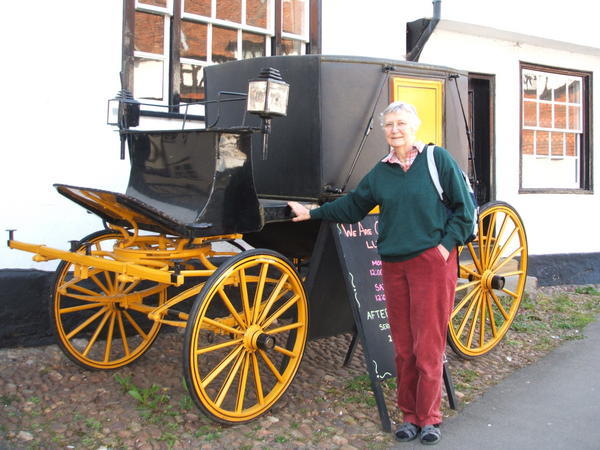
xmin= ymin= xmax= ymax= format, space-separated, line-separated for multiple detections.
xmin=125 ymin=0 xmax=317 ymax=110
xmin=520 ymin=64 xmax=592 ymax=191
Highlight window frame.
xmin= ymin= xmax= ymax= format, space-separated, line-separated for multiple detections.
xmin=519 ymin=62 xmax=593 ymax=194
xmin=122 ymin=0 xmax=321 ymax=114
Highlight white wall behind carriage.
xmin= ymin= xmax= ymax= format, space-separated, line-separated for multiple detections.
xmin=416 ymin=25 xmax=600 ymax=256
xmin=0 ymin=1 xmax=126 ymax=270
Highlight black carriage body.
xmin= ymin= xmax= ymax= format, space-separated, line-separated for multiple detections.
xmin=204 ymin=55 xmax=470 ymax=200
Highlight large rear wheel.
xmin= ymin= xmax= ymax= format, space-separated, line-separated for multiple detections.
xmin=449 ymin=202 xmax=528 ymax=358
xmin=51 ymin=229 xmax=167 ymax=370
xmin=184 ymin=249 xmax=308 ymax=424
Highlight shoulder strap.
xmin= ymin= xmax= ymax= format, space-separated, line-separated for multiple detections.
xmin=426 ymin=145 xmax=444 ymax=202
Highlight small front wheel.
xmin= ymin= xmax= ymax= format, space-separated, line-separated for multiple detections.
xmin=183 ymin=249 xmax=309 ymax=424
xmin=51 ymin=229 xmax=167 ymax=370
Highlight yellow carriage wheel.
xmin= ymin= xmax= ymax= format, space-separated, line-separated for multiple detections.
xmin=183 ymin=249 xmax=308 ymax=424
xmin=51 ymin=230 xmax=167 ymax=370
xmin=448 ymin=202 xmax=528 ymax=358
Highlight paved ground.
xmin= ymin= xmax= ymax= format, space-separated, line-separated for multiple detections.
xmin=394 ymin=314 xmax=600 ymax=450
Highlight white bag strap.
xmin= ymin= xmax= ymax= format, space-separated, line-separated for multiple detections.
xmin=426 ymin=144 xmax=444 ymax=202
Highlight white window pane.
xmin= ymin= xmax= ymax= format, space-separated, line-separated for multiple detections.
xmin=522 ymin=156 xmax=579 ymax=189
xmin=134 ymin=58 xmax=164 ymax=100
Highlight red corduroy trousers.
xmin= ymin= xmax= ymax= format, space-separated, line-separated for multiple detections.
xmin=382 ymin=246 xmax=457 ymax=427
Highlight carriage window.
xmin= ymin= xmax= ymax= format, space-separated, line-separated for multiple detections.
xmin=126 ymin=0 xmax=314 ymax=109
xmin=520 ymin=64 xmax=591 ymax=192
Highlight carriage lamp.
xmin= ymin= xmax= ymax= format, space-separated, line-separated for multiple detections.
xmin=247 ymin=67 xmax=290 ymax=159
xmin=107 ymin=89 xmax=140 ymax=159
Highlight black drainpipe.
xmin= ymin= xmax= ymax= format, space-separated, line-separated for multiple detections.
xmin=406 ymin=0 xmax=441 ymax=62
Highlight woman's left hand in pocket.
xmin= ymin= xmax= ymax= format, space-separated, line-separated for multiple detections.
xmin=437 ymin=244 xmax=449 ymax=261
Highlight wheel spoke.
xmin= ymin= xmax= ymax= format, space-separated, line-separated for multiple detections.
xmin=239 ymin=268 xmax=252 ymax=325
xmin=196 ymin=338 xmax=243 ymax=355
xmin=121 ymin=279 xmax=142 ymax=295
xmin=451 ymin=286 xmax=480 ymax=320
xmin=104 ymin=311 xmax=117 ymax=363
xmin=456 ymin=289 xmax=481 ymax=337
xmin=455 ymin=279 xmax=480 ymax=292
xmin=215 ymin=350 xmax=246 ymax=407
xmin=488 ymin=214 xmax=510 ymax=265
xmin=257 ymin=274 xmax=289 ymax=325
xmin=201 ymin=317 xmax=245 ymax=336
xmin=65 ymin=307 xmax=108 ymax=340
xmin=485 ymin=293 xmax=498 ymax=337
xmin=59 ymin=302 xmax=105 ymax=314
xmin=479 ymin=294 xmax=486 ymax=348
xmin=478 ymin=218 xmax=490 ymax=267
xmin=490 ymin=290 xmax=510 ymax=320
xmin=500 ymin=287 xmax=518 ymax=299
xmin=117 ymin=311 xmax=131 ymax=356
xmin=90 ymin=274 xmax=111 ymax=295
xmin=201 ymin=346 xmax=244 ymax=389
xmin=121 ymin=310 xmax=149 ymax=340
xmin=498 ymin=269 xmax=524 ymax=278
xmin=490 ymin=245 xmax=524 ymax=273
xmin=466 ymin=295 xmax=482 ymax=349
xmin=103 ymin=271 xmax=115 ymax=293
xmin=465 ymin=241 xmax=483 ymax=274
xmin=266 ymin=322 xmax=303 ymax=335
xmin=251 ymin=263 xmax=269 ymax=324
xmin=489 ymin=227 xmax=519 ymax=269
xmin=64 ymin=282 xmax=105 ymax=298
xmin=262 ymin=295 xmax=300 ymax=329
xmin=273 ymin=345 xmax=296 ymax=358
xmin=236 ymin=353 xmax=251 ymax=413
xmin=216 ymin=288 xmax=247 ymax=329
xmin=459 ymin=263 xmax=482 ymax=280
xmin=251 ymin=352 xmax=265 ymax=405
xmin=257 ymin=349 xmax=284 ymax=383
xmin=82 ymin=309 xmax=112 ymax=357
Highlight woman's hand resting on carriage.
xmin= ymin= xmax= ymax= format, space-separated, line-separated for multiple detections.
xmin=287 ymin=201 xmax=311 ymax=222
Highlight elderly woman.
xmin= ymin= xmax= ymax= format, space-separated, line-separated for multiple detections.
xmin=288 ymin=101 xmax=475 ymax=445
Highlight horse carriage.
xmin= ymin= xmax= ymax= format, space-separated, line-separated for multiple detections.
xmin=7 ymin=55 xmax=528 ymax=425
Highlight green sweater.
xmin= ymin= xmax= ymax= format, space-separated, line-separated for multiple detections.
xmin=310 ymin=146 xmax=475 ymax=262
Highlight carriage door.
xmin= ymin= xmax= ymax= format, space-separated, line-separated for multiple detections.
xmin=390 ymin=77 xmax=444 ymax=146
xmin=468 ymin=74 xmax=494 ymax=204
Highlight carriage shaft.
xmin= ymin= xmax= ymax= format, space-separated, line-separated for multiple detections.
xmin=8 ymin=240 xmax=185 ymax=286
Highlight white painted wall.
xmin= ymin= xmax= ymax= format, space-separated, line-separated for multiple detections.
xmin=418 ymin=27 xmax=600 ymax=255
xmin=321 ymin=0 xmax=599 ymax=57
xmin=1 ymin=1 xmax=126 ymax=269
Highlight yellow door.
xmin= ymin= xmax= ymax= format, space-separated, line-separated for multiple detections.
xmin=391 ymin=77 xmax=444 ymax=146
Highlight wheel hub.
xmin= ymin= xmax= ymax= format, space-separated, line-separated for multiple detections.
xmin=481 ymin=270 xmax=505 ymax=290
xmin=243 ymin=325 xmax=276 ymax=352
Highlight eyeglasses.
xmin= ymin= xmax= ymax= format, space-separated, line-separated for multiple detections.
xmin=383 ymin=120 xmax=410 ymax=131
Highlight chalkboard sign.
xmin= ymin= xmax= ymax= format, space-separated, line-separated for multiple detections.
xmin=330 ymin=215 xmax=396 ymax=381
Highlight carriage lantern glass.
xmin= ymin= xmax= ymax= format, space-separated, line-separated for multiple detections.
xmin=247 ymin=67 xmax=289 ymax=117
xmin=247 ymin=67 xmax=289 ymax=159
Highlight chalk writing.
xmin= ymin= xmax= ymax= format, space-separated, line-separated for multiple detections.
xmin=332 ymin=215 xmax=396 ymax=380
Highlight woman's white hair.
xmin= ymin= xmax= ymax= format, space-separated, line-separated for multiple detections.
xmin=380 ymin=101 xmax=421 ymax=130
